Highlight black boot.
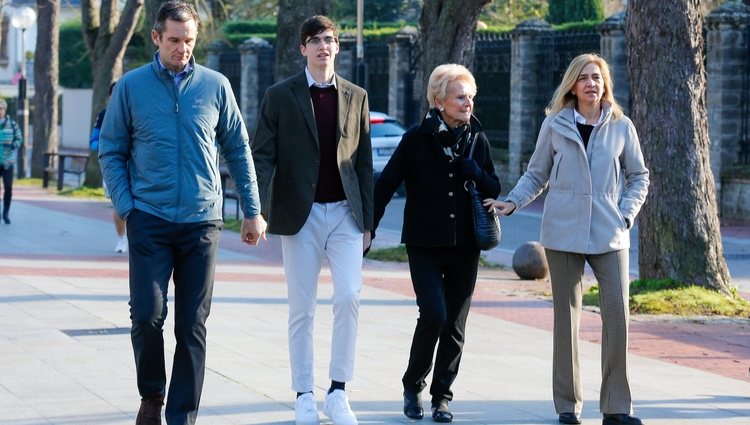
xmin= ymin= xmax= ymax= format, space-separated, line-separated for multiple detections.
xmin=603 ymin=414 xmax=643 ymax=425
xmin=431 ymin=401 xmax=453 ymax=423
xmin=403 ymin=391 xmax=423 ymax=419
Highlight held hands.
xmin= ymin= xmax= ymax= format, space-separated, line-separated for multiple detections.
xmin=241 ymin=215 xmax=268 ymax=246
xmin=483 ymin=198 xmax=516 ymax=216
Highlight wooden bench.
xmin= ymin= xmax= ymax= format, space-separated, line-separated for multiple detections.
xmin=43 ymin=149 xmax=90 ymax=191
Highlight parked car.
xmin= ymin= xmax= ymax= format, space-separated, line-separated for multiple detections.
xmin=370 ymin=111 xmax=407 ymax=175
xmin=370 ymin=111 xmax=407 ymax=196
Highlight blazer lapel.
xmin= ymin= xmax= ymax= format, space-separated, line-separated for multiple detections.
xmin=337 ymin=77 xmax=352 ymax=139
xmin=292 ymin=73 xmax=319 ymax=146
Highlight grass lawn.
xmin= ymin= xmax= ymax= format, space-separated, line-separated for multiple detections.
xmin=583 ymin=278 xmax=750 ymax=318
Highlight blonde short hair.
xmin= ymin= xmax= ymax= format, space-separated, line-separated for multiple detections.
xmin=426 ymin=64 xmax=477 ymax=108
xmin=546 ymin=53 xmax=623 ymax=120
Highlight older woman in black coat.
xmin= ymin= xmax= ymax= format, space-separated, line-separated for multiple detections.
xmin=372 ymin=63 xmax=501 ymax=422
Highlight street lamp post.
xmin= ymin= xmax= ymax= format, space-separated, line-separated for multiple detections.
xmin=356 ymin=0 xmax=367 ymax=88
xmin=10 ymin=6 xmax=36 ymax=179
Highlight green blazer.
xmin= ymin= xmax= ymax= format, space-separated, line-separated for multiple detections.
xmin=252 ymin=72 xmax=373 ymax=235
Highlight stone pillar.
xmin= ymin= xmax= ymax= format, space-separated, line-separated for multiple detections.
xmin=205 ymin=40 xmax=230 ymax=72
xmin=240 ymin=37 xmax=272 ymax=135
xmin=706 ymin=0 xmax=750 ymax=188
xmin=508 ymin=19 xmax=554 ymax=182
xmin=598 ymin=11 xmax=629 ymax=114
xmin=337 ymin=34 xmax=356 ymax=82
xmin=388 ymin=26 xmax=418 ymax=125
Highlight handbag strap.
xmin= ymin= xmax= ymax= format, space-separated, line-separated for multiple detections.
xmin=467 ymin=133 xmax=477 ymax=159
xmin=464 ymin=133 xmax=478 ymax=192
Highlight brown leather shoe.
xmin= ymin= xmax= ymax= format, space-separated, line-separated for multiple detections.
xmin=136 ymin=396 xmax=163 ymax=425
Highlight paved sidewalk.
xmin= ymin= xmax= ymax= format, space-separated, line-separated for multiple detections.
xmin=0 ymin=185 xmax=748 ymax=424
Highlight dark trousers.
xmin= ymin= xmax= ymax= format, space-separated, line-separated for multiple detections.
xmin=126 ymin=209 xmax=222 ymax=425
xmin=0 ymin=164 xmax=13 ymax=218
xmin=402 ymin=245 xmax=480 ymax=405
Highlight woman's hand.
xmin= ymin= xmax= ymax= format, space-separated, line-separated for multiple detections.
xmin=483 ymin=198 xmax=516 ymax=216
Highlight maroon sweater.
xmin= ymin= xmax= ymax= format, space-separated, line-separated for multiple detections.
xmin=310 ymin=85 xmax=346 ymax=202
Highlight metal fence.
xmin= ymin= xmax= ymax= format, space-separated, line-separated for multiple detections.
xmin=473 ymin=33 xmax=512 ymax=149
xmin=257 ymin=47 xmax=276 ymax=111
xmin=740 ymin=25 xmax=750 ymax=165
xmin=219 ymin=50 xmax=242 ymax=109
xmin=364 ymin=42 xmax=390 ymax=113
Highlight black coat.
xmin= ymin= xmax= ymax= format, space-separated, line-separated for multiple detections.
xmin=373 ymin=114 xmax=501 ymax=247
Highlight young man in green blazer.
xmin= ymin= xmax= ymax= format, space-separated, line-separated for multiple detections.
xmin=252 ymin=15 xmax=372 ymax=425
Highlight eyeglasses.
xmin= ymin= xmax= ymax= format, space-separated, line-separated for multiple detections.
xmin=306 ymin=36 xmax=337 ymax=46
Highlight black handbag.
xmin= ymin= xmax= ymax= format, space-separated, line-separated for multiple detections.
xmin=464 ymin=139 xmax=501 ymax=251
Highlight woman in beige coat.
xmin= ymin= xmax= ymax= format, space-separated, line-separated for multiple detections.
xmin=485 ymin=53 xmax=649 ymax=425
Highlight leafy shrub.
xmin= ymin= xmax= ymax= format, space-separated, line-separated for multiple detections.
xmin=59 ymin=20 xmax=92 ymax=88
xmin=547 ymin=0 xmax=604 ymax=25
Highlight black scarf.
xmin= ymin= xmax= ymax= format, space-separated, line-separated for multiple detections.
xmin=421 ymin=108 xmax=472 ymax=162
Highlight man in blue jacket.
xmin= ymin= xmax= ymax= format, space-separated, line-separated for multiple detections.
xmin=98 ymin=2 xmax=266 ymax=424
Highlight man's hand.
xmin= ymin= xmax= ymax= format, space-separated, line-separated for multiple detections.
xmin=241 ymin=215 xmax=267 ymax=246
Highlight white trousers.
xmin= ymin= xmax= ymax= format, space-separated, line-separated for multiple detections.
xmin=281 ymin=201 xmax=363 ymax=392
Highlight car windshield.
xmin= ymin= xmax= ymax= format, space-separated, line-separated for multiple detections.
xmin=371 ymin=121 xmax=405 ymax=138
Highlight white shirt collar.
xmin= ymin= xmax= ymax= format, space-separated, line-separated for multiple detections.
xmin=573 ymin=108 xmax=603 ymax=126
xmin=305 ymin=67 xmax=337 ymax=89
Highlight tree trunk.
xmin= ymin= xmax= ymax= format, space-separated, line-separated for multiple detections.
xmin=0 ymin=2 xmax=6 ymax=61
xmin=627 ymin=0 xmax=731 ymax=293
xmin=274 ymin=0 xmax=331 ymax=82
xmin=82 ymin=0 xmax=144 ymax=187
xmin=418 ymin=0 xmax=490 ymax=113
xmin=31 ymin=0 xmax=60 ymax=179
xmin=141 ymin=0 xmax=166 ymax=60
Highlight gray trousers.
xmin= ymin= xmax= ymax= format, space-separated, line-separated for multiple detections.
xmin=544 ymin=248 xmax=633 ymax=416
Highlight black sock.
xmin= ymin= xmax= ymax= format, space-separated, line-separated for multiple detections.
xmin=328 ymin=380 xmax=345 ymax=394
xmin=296 ymin=391 xmax=312 ymax=399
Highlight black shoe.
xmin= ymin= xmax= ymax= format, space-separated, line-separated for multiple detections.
xmin=431 ymin=401 xmax=453 ymax=423
xmin=135 ymin=396 xmax=164 ymax=425
xmin=403 ymin=391 xmax=423 ymax=419
xmin=2 ymin=216 xmax=9 ymax=224
xmin=560 ymin=412 xmax=582 ymax=424
xmin=603 ymin=414 xmax=643 ymax=425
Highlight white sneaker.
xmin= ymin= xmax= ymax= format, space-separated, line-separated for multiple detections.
xmin=114 ymin=236 xmax=128 ymax=253
xmin=294 ymin=392 xmax=320 ymax=425
xmin=323 ymin=390 xmax=358 ymax=425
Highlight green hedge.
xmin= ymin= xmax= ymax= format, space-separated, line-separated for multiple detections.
xmin=223 ymin=19 xmax=276 ymax=35
xmin=553 ymin=20 xmax=603 ymax=32
xmin=547 ymin=0 xmax=604 ymax=25
xmin=59 ymin=20 xmax=152 ymax=88
xmin=59 ymin=20 xmax=92 ymax=88
xmin=222 ymin=19 xmax=410 ymax=47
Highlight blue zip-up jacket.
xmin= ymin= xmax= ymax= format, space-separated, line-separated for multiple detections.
xmin=99 ymin=54 xmax=261 ymax=223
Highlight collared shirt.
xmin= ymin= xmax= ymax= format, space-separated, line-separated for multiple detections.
xmin=573 ymin=107 xmax=604 ymax=126
xmin=156 ymin=53 xmax=193 ymax=87
xmin=305 ymin=67 xmax=337 ymax=89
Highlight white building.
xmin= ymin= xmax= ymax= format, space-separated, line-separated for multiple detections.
xmin=0 ymin=0 xmax=81 ymax=97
